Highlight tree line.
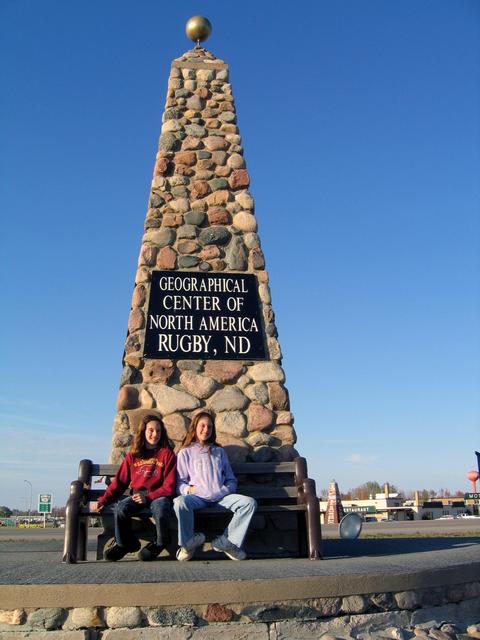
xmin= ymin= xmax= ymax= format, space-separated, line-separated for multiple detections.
xmin=319 ymin=482 xmax=465 ymax=501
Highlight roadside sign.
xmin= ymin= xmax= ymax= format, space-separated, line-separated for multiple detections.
xmin=344 ymin=506 xmax=377 ymax=513
xmin=464 ymin=493 xmax=480 ymax=500
xmin=38 ymin=494 xmax=52 ymax=513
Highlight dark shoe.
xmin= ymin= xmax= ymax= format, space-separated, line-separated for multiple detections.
xmin=104 ymin=540 xmax=140 ymax=562
xmin=138 ymin=542 xmax=164 ymax=561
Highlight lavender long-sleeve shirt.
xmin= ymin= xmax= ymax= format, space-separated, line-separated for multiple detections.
xmin=176 ymin=443 xmax=237 ymax=501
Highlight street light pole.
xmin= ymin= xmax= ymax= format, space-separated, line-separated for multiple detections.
xmin=24 ymin=480 xmax=32 ymax=527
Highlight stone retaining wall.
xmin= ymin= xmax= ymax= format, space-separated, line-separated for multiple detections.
xmin=1 ymin=582 xmax=479 ymax=639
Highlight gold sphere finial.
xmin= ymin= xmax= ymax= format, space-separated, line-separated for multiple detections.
xmin=185 ymin=15 xmax=212 ymax=43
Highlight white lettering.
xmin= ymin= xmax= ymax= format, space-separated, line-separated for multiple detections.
xmin=225 ymin=336 xmax=251 ymax=354
xmin=157 ymin=334 xmax=211 ymax=354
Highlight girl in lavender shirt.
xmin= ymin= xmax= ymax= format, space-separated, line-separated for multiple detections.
xmin=173 ymin=411 xmax=256 ymax=561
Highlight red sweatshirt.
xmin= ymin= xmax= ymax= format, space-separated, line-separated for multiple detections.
xmin=98 ymin=447 xmax=176 ymax=507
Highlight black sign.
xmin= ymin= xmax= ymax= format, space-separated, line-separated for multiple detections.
xmin=144 ymin=271 xmax=267 ymax=360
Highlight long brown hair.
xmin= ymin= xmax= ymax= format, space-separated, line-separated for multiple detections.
xmin=130 ymin=415 xmax=170 ymax=457
xmin=180 ymin=411 xmax=220 ymax=449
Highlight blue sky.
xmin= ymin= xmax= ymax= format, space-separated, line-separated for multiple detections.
xmin=1 ymin=1 xmax=479 ymax=510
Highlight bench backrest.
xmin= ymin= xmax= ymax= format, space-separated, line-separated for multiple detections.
xmin=77 ymin=458 xmax=308 ymax=506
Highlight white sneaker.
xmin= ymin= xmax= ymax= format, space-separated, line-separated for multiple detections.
xmin=211 ymin=535 xmax=246 ymax=561
xmin=176 ymin=533 xmax=206 ymax=561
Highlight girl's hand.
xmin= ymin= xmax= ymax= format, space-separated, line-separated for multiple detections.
xmin=132 ymin=492 xmax=146 ymax=504
xmin=91 ymin=502 xmax=103 ymax=513
xmin=187 ymin=486 xmax=195 ymax=495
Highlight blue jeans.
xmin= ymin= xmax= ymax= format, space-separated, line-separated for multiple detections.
xmin=113 ymin=496 xmax=172 ymax=550
xmin=173 ymin=493 xmax=257 ymax=549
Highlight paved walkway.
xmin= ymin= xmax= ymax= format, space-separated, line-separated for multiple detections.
xmin=0 ymin=528 xmax=479 ymax=609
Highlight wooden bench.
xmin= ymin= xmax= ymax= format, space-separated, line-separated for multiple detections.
xmin=62 ymin=456 xmax=322 ymax=563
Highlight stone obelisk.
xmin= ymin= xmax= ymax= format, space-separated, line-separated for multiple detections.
xmin=111 ymin=18 xmax=296 ymax=465
xmin=325 ymin=480 xmax=345 ymax=525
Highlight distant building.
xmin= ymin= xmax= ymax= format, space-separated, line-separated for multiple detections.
xmin=318 ymin=483 xmax=473 ymax=523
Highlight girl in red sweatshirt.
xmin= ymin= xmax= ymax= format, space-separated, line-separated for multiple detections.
xmin=95 ymin=414 xmax=176 ymax=561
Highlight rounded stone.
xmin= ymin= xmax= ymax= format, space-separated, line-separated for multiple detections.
xmin=131 ymin=284 xmax=147 ymax=308
xmin=244 ymin=383 xmax=269 ymax=404
xmin=105 ymin=607 xmax=143 ymax=629
xmin=394 ymin=591 xmax=420 ymax=610
xmin=229 ymin=169 xmax=250 ymax=190
xmin=248 ymin=403 xmax=274 ymax=431
xmin=206 ymin=189 xmax=231 ymax=205
xmin=208 ymin=387 xmax=248 ymax=413
xmin=247 ymin=431 xmax=274 ymax=447
xmin=149 ymin=193 xmax=165 ymax=210
xmin=184 ymin=210 xmax=206 ymax=225
xmin=200 ymin=245 xmax=222 ymax=260
xmin=186 ymin=94 xmax=205 ymax=111
xmin=204 ymin=361 xmax=244 ymax=383
xmin=156 ymin=246 xmax=177 ymax=270
xmin=177 ymin=224 xmax=198 ymax=239
xmin=128 ymin=308 xmax=144 ymax=333
xmin=117 ymin=385 xmax=140 ymax=411
xmin=178 ymin=240 xmax=200 ymax=254
xmin=139 ymin=244 xmax=159 ymax=267
xmin=70 ymin=608 xmax=104 ymax=629
xmin=208 ymin=206 xmax=230 ymax=225
xmin=233 ymin=211 xmax=257 ymax=232
xmin=204 ymin=136 xmax=229 ymax=151
xmin=251 ymin=247 xmax=265 ymax=270
xmin=175 ymin=151 xmax=197 ymax=166
xmin=163 ymin=413 xmax=189 ymax=442
xmin=190 ymin=180 xmax=211 ymax=199
xmin=268 ymin=337 xmax=282 ymax=360
xmin=178 ymin=255 xmax=200 ymax=268
xmin=185 ymin=124 xmax=206 ymax=138
xmin=212 ymin=150 xmax=228 ymax=165
xmin=182 ymin=135 xmax=202 ymax=150
xmin=154 ymin=157 xmax=170 ymax=175
xmin=208 ymin=177 xmax=229 ymax=191
xmin=180 ymin=371 xmax=218 ymax=399
xmin=244 ymin=232 xmax=260 ymax=249
xmin=216 ymin=410 xmax=247 ymax=438
xmin=249 ymin=362 xmax=285 ymax=383
xmin=158 ymin=133 xmax=180 ymax=152
xmin=227 ymin=153 xmax=245 ymax=169
xmin=170 ymin=198 xmax=190 ymax=214
xmin=139 ymin=388 xmax=155 ymax=409
xmin=258 ymin=283 xmax=271 ymax=304
xmin=270 ymin=424 xmax=297 ymax=445
xmin=150 ymin=384 xmax=201 ymax=415
xmin=225 ymin=236 xmax=247 ymax=270
xmin=143 ymin=228 xmax=176 ymax=247
xmin=199 ymin=226 xmax=231 ymax=245
xmin=197 ymin=68 xmax=215 ymax=82
xmin=341 ymin=595 xmax=368 ymax=614
xmin=162 ymin=119 xmax=182 ymax=133
xmin=215 ymin=434 xmax=250 ymax=462
xmin=219 ymin=112 xmax=236 ymax=123
xmin=235 ymin=190 xmax=254 ymax=210
xmin=142 ymin=360 xmax=174 ymax=384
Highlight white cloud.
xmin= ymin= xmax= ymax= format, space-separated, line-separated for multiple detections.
xmin=346 ymin=453 xmax=378 ymax=464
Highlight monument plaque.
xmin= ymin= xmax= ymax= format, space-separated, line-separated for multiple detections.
xmin=144 ymin=271 xmax=267 ymax=360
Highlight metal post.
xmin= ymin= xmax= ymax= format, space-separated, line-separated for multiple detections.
xmin=24 ymin=480 xmax=32 ymax=527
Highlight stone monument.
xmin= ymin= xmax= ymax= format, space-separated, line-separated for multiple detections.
xmin=325 ymin=480 xmax=345 ymax=524
xmin=111 ymin=18 xmax=296 ymax=466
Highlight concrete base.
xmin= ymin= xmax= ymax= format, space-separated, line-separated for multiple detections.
xmin=1 ymin=529 xmax=479 ymax=638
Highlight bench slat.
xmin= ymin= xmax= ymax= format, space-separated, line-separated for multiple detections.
xmin=80 ymin=503 xmax=306 ymax=517
xmin=85 ymin=485 xmax=299 ymax=501
xmin=90 ymin=460 xmax=297 ymax=478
